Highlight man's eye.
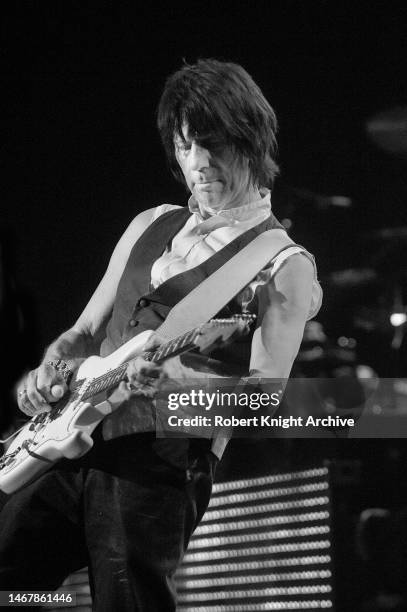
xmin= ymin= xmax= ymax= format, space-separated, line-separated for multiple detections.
xmin=176 ymin=143 xmax=191 ymax=155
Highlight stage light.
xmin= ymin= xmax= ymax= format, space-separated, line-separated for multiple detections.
xmin=204 ymin=496 xmax=330 ymax=522
xmin=176 ymin=466 xmax=333 ymax=610
xmin=177 ymin=557 xmax=332 ymax=577
xmin=390 ymin=312 xmax=407 ymax=327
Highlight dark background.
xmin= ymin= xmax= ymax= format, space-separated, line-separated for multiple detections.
xmin=1 ymin=4 xmax=407 ymax=608
xmin=2 ymin=1 xmax=407 ymax=355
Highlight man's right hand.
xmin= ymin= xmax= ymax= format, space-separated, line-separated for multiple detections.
xmin=17 ymin=363 xmax=69 ymax=417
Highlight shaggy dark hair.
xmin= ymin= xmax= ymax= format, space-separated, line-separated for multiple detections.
xmin=157 ymin=58 xmax=279 ymax=188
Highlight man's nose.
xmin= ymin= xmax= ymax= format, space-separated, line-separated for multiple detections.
xmin=189 ymin=142 xmax=211 ymax=171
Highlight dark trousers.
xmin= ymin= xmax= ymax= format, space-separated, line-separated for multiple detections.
xmin=0 ymin=431 xmax=217 ymax=611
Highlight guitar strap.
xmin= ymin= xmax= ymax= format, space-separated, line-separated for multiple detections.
xmin=156 ymin=228 xmax=308 ymax=459
xmin=157 ymin=228 xmax=302 ymax=339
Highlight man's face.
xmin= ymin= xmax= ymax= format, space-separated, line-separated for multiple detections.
xmin=174 ymin=124 xmax=253 ymax=213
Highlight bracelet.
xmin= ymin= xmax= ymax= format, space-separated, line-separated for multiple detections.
xmin=47 ymin=359 xmax=73 ymax=384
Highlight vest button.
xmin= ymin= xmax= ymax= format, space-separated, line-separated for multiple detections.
xmin=129 ymin=319 xmax=138 ymax=327
xmin=138 ymin=298 xmax=148 ymax=307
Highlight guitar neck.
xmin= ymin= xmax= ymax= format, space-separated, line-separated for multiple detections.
xmin=81 ymin=328 xmax=199 ymax=401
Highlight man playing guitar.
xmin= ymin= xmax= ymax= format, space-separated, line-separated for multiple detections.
xmin=0 ymin=59 xmax=321 ymax=610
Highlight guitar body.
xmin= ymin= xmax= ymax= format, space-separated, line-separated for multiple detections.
xmin=0 ymin=314 xmax=254 ymax=494
xmin=0 ymin=330 xmax=153 ymax=494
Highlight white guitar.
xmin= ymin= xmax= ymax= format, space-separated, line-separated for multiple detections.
xmin=0 ymin=315 xmax=254 ymax=494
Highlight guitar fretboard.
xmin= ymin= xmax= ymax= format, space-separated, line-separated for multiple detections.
xmin=81 ymin=328 xmax=199 ymax=401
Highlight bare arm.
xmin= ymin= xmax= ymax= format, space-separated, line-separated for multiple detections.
xmin=18 ymin=207 xmax=157 ymax=415
xmin=250 ymin=253 xmax=315 ymax=380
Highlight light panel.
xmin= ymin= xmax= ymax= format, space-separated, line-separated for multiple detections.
xmin=176 ymin=465 xmax=333 ymax=610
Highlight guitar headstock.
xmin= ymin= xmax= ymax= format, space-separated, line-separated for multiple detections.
xmin=193 ymin=314 xmax=256 ymax=354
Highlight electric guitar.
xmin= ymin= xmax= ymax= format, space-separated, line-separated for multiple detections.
xmin=0 ymin=315 xmax=254 ymax=494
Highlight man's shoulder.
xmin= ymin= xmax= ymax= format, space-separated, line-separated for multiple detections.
xmin=150 ymin=203 xmax=184 ymax=222
xmin=122 ymin=204 xmax=186 ymax=244
xmin=123 ymin=204 xmax=186 ymax=243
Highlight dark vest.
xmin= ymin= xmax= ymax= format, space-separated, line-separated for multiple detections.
xmin=101 ymin=206 xmax=284 ymax=440
xmin=101 ymin=207 xmax=283 ymax=356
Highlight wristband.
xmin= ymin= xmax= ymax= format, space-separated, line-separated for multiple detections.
xmin=47 ymin=359 xmax=73 ymax=384
xmin=239 ymin=376 xmax=286 ymax=399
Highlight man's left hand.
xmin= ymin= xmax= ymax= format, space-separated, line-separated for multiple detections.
xmin=106 ymin=333 xmax=198 ymax=407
